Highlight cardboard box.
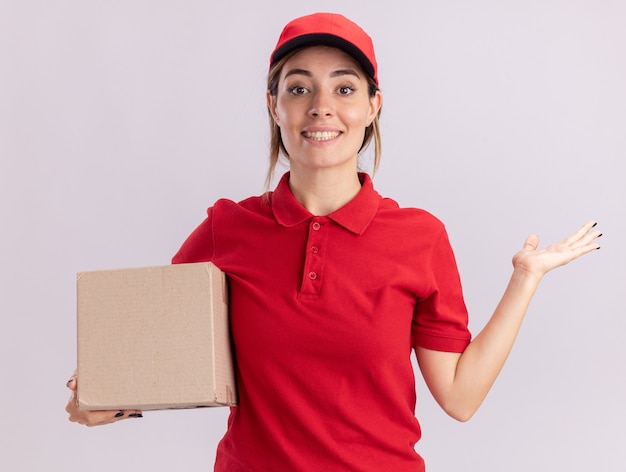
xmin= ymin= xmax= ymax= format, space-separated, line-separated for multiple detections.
xmin=77 ymin=262 xmax=237 ymax=410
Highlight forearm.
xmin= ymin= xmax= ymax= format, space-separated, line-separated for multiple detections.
xmin=447 ymin=269 xmax=542 ymax=419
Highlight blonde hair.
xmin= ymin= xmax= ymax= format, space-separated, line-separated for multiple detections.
xmin=265 ymin=50 xmax=382 ymax=189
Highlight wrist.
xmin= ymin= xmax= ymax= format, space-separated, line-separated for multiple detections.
xmin=510 ymin=266 xmax=543 ymax=286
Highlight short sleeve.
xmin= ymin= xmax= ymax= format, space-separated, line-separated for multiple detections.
xmin=171 ymin=207 xmax=215 ymax=264
xmin=411 ymin=227 xmax=471 ymax=353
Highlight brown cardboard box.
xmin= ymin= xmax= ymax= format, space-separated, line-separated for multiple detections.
xmin=77 ymin=262 xmax=237 ymax=410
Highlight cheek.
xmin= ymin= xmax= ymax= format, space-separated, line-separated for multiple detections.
xmin=274 ymin=101 xmax=299 ymax=129
xmin=343 ymin=104 xmax=374 ymax=129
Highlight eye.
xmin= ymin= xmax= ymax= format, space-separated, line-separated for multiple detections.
xmin=337 ymin=86 xmax=356 ymax=95
xmin=288 ymin=85 xmax=309 ymax=96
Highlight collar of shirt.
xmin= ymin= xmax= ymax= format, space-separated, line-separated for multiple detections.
xmin=271 ymin=172 xmax=381 ymax=235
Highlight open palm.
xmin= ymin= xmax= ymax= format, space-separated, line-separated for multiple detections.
xmin=512 ymin=220 xmax=601 ymax=279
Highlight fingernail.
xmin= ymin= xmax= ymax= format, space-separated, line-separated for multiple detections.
xmin=128 ymin=413 xmax=143 ymax=418
xmin=592 ymin=222 xmax=597 ymax=228
xmin=596 ymin=246 xmax=601 ymax=250
xmin=598 ymin=233 xmax=603 ymax=238
xmin=115 ymin=411 xmax=124 ymax=418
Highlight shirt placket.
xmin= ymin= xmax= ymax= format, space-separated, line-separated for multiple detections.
xmin=299 ymin=217 xmax=328 ymax=297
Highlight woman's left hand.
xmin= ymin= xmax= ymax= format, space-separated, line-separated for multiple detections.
xmin=512 ymin=220 xmax=601 ymax=279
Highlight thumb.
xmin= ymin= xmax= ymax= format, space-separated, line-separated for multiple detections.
xmin=66 ymin=371 xmax=77 ymax=391
xmin=523 ymin=234 xmax=540 ymax=251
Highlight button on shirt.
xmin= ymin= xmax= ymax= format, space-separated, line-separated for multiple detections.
xmin=172 ymin=172 xmax=471 ymax=472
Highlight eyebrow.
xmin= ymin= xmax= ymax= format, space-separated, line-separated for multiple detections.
xmin=283 ymin=68 xmax=362 ymax=80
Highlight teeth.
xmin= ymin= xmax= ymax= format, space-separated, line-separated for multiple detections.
xmin=304 ymin=131 xmax=340 ymax=140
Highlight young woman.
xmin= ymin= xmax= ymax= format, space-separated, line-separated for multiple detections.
xmin=66 ymin=12 xmax=601 ymax=471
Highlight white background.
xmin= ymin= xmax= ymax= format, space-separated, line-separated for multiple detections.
xmin=1 ymin=1 xmax=624 ymax=471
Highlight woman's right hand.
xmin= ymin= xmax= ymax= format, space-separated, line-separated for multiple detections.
xmin=65 ymin=371 xmax=143 ymax=426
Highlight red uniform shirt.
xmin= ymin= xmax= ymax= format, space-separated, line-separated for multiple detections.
xmin=172 ymin=173 xmax=471 ymax=471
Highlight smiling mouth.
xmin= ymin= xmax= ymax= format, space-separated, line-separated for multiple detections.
xmin=302 ymin=131 xmax=341 ymax=141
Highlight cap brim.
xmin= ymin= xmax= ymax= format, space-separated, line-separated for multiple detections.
xmin=271 ymin=33 xmax=376 ymax=82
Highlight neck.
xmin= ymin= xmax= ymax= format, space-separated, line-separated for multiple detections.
xmin=288 ymin=167 xmax=362 ymax=216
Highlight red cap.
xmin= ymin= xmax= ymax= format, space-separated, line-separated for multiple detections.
xmin=270 ymin=12 xmax=378 ymax=85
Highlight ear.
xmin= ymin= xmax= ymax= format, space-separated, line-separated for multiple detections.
xmin=267 ymin=90 xmax=280 ymax=124
xmin=366 ymin=90 xmax=382 ymax=127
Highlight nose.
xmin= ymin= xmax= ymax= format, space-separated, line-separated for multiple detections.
xmin=308 ymin=90 xmax=334 ymax=118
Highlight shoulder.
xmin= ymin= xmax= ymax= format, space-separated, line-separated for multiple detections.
xmin=211 ymin=192 xmax=273 ymax=220
xmin=171 ymin=192 xmax=272 ymax=264
xmin=377 ymin=196 xmax=446 ymax=233
xmin=214 ymin=189 xmax=273 ymax=209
